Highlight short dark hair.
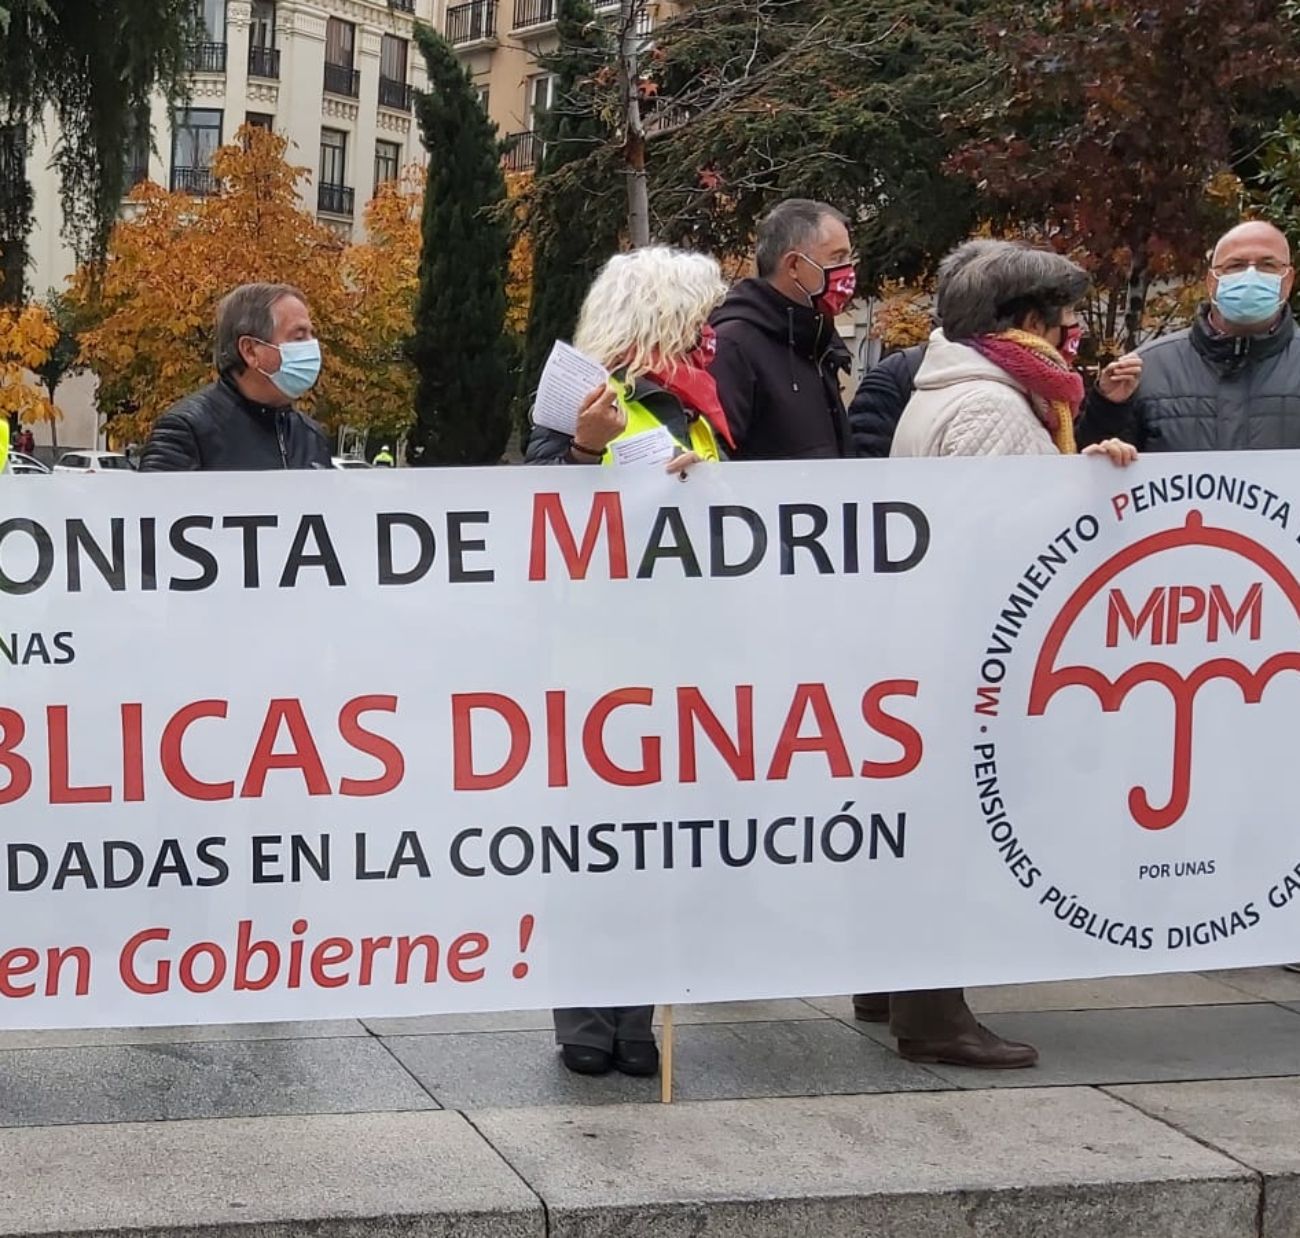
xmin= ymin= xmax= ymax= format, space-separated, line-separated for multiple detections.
xmin=214 ymin=283 xmax=306 ymax=376
xmin=937 ymin=241 xmax=1088 ymax=341
xmin=755 ymin=199 xmax=849 ymax=279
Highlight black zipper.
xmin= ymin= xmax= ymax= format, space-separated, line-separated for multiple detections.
xmin=275 ymin=411 xmax=288 ymax=468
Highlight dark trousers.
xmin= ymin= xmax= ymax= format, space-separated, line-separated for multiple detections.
xmin=553 ymin=1005 xmax=655 ymax=1051
xmin=855 ymin=989 xmax=979 ymax=1041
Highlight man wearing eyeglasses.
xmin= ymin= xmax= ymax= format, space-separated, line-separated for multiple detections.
xmin=1078 ymin=221 xmax=1299 ymax=450
xmin=1080 ymin=221 xmax=1300 ymax=978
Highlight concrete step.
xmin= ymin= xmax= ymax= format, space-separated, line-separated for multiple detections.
xmin=2 ymin=1084 xmax=1296 ymax=1237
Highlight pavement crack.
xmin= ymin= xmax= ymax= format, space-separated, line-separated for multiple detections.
xmin=1098 ymin=1083 xmax=1266 ymax=1233
xmin=462 ymin=1109 xmax=552 ymax=1236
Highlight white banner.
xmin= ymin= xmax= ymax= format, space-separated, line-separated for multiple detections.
xmin=2 ymin=454 xmax=1299 ymax=1028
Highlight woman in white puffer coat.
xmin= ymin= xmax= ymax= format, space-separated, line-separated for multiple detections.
xmin=893 ymin=240 xmax=1134 ymax=463
xmin=876 ymin=240 xmax=1135 ymax=1075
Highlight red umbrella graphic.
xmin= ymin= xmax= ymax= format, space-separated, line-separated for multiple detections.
xmin=1027 ymin=511 xmax=1300 ymax=831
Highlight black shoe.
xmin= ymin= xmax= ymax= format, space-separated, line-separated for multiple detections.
xmin=560 ymin=1044 xmax=613 ymax=1075
xmin=852 ymin=993 xmax=891 ymax=1023
xmin=613 ymin=1039 xmax=660 ymax=1077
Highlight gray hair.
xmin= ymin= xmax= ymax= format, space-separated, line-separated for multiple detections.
xmin=937 ymin=241 xmax=1088 ymax=341
xmin=214 ymin=283 xmax=306 ymax=376
xmin=755 ymin=199 xmax=849 ymax=279
xmin=934 ymin=239 xmax=1003 ymax=300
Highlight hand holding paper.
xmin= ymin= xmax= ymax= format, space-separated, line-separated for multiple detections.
xmin=532 ymin=342 xmax=611 ymax=436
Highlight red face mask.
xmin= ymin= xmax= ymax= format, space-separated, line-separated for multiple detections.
xmin=815 ymin=263 xmax=858 ymax=318
xmin=1059 ymin=322 xmax=1083 ymax=363
xmin=689 ymin=323 xmax=718 ymax=369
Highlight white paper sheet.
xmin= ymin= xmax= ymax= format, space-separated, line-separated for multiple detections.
xmin=531 ymin=341 xmax=611 ymax=435
xmin=608 ymin=426 xmax=679 ymax=468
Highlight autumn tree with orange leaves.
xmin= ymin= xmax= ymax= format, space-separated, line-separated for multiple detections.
xmin=0 ymin=302 xmax=59 ymax=429
xmin=341 ymin=166 xmax=425 ymax=441
xmin=74 ymin=127 xmax=419 ymax=443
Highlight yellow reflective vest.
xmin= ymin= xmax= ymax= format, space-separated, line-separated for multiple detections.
xmin=0 ymin=419 xmax=8 ymax=473
xmin=600 ymin=379 xmax=722 ymax=465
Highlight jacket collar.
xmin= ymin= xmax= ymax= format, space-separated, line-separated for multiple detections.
xmin=714 ymin=278 xmax=849 ymax=365
xmin=219 ymin=374 xmax=291 ymax=418
xmin=1190 ymin=304 xmax=1295 ymax=368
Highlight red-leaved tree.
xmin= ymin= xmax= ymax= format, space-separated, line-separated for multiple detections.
xmin=952 ymin=0 xmax=1300 ymax=350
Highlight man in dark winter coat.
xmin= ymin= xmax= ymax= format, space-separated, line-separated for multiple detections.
xmin=1078 ymin=221 xmax=1300 ymax=451
xmin=847 ymin=240 xmax=1005 ymax=457
xmin=710 ymin=199 xmax=856 ymax=459
xmin=139 ymin=283 xmax=332 ymax=471
xmin=1081 ymin=219 xmax=1300 ymax=979
xmin=848 ymin=345 xmax=926 ymax=458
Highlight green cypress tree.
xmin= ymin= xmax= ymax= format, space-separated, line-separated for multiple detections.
xmin=517 ymin=0 xmax=624 ymax=426
xmin=409 ymin=25 xmax=512 ymax=465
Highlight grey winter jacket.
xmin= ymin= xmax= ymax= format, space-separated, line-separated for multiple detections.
xmin=1077 ymin=306 xmax=1300 ymax=452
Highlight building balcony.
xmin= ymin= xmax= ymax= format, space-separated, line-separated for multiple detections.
xmin=512 ymin=0 xmax=555 ymax=31
xmin=188 ymin=41 xmax=228 ymax=73
xmin=378 ymin=77 xmax=413 ymax=112
xmin=593 ymin=0 xmax=654 ymax=34
xmin=248 ymin=44 xmax=281 ymax=80
xmin=503 ymin=130 xmax=538 ymax=171
xmin=446 ymin=0 xmax=498 ymax=45
xmin=389 ymin=0 xmax=416 ymax=11
xmin=323 ymin=62 xmax=361 ymax=98
xmin=318 ymin=182 xmax=356 ymax=217
xmin=170 ymin=165 xmax=218 ymax=196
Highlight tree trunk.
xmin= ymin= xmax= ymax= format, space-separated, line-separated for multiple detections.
xmin=620 ymin=0 xmax=651 ymax=248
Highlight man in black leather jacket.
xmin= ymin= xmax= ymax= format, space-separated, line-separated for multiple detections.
xmin=139 ymin=283 xmax=332 ymax=471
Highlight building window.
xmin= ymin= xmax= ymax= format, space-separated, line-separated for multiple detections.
xmin=529 ymin=74 xmax=555 ymax=129
xmin=319 ymin=129 xmax=354 ymax=216
xmin=378 ymin=35 xmax=412 ymax=109
xmin=375 ymin=140 xmax=401 ymax=190
xmin=246 ymin=112 xmax=274 ymax=131
xmin=325 ymin=17 xmax=355 ymax=68
xmin=324 ymin=18 xmax=360 ymax=96
xmin=202 ymin=0 xmax=226 ymax=39
xmin=250 ymin=0 xmax=275 ymax=48
xmin=171 ymin=108 xmax=222 ymax=194
xmin=380 ymin=34 xmax=408 ymax=82
xmin=247 ymin=0 xmax=279 ymax=75
xmin=475 ymin=84 xmax=490 ymax=113
xmin=127 ymin=113 xmax=151 ymax=186
xmin=320 ymin=128 xmax=348 ymax=187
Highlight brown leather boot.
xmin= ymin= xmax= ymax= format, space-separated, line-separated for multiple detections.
xmin=897 ymin=1023 xmax=1038 ymax=1069
xmin=852 ymin=993 xmax=891 ymax=1023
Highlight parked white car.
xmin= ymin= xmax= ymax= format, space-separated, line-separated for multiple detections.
xmin=332 ymin=456 xmax=372 ymax=470
xmin=6 ymin=451 xmax=50 ymax=475
xmin=53 ymin=451 xmax=135 ymax=473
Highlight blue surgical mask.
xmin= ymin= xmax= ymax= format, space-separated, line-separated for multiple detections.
xmin=1214 ymin=267 xmax=1286 ymax=327
xmin=257 ymin=338 xmax=322 ymax=398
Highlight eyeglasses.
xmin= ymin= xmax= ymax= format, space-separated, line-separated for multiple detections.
xmin=1211 ymin=258 xmax=1292 ymax=277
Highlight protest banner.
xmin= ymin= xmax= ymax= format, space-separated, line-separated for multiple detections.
xmin=1 ymin=455 xmax=1298 ymax=1028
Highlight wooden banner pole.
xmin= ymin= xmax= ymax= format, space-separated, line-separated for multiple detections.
xmin=660 ymin=1004 xmax=674 ymax=1104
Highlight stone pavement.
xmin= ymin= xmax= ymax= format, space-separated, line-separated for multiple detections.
xmin=1 ymin=967 xmax=1298 ymax=1236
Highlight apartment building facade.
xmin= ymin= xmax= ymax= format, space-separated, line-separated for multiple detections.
xmin=441 ymin=0 xmax=662 ymax=173
xmin=28 ymin=0 xmax=434 ymax=298
xmin=22 ymin=0 xmax=676 ymax=449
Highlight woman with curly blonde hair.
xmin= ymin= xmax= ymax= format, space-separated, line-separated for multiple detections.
xmin=526 ymin=246 xmax=734 ymax=473
xmin=527 ymin=246 xmax=735 ymax=1079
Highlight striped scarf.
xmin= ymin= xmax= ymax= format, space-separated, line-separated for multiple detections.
xmin=968 ymin=328 xmax=1083 ymax=455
